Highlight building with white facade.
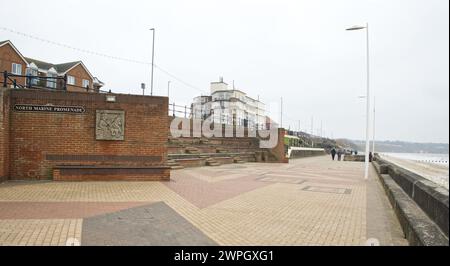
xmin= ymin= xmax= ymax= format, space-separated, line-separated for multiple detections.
xmin=192 ymin=78 xmax=266 ymax=129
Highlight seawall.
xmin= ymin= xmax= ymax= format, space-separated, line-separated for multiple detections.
xmin=373 ymin=154 xmax=449 ymax=246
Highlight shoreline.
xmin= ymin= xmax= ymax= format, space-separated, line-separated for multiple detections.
xmin=379 ymin=153 xmax=449 ymax=190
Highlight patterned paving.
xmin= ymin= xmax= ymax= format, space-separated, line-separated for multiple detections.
xmin=165 ymin=172 xmax=271 ymax=208
xmin=0 ymin=202 xmax=150 ymax=219
xmin=0 ymin=156 xmax=408 ymax=246
xmin=301 ymin=186 xmax=352 ymax=194
xmin=82 ymin=202 xmax=216 ymax=246
xmin=0 ymin=219 xmax=81 ymax=246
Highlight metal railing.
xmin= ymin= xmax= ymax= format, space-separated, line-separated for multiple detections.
xmin=169 ymin=103 xmax=270 ymax=130
xmin=3 ymin=71 xmax=68 ymax=91
xmin=2 ymin=71 xmax=104 ymax=93
xmin=169 ymin=102 xmax=192 ymax=118
xmin=286 ymin=130 xmax=312 ymax=138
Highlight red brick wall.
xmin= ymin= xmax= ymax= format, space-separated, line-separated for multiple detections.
xmin=0 ymin=89 xmax=10 ymax=181
xmin=0 ymin=43 xmax=28 ymax=86
xmin=266 ymin=128 xmax=289 ymax=163
xmin=168 ymin=136 xmax=261 ymax=154
xmin=4 ymin=88 xmax=169 ymax=181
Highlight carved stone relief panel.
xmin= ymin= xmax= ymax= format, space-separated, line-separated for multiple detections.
xmin=96 ymin=110 xmax=125 ymax=140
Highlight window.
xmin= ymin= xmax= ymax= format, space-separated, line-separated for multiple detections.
xmin=12 ymin=63 xmax=22 ymax=75
xmin=26 ymin=68 xmax=39 ymax=86
xmin=47 ymin=73 xmax=57 ymax=89
xmin=82 ymin=79 xmax=90 ymax=88
xmin=67 ymin=75 xmax=75 ymax=85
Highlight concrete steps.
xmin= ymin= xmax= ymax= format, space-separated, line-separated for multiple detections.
xmin=167 ymin=159 xmax=184 ymax=170
xmin=206 ymin=158 xmax=221 ymax=166
xmin=167 ymin=152 xmax=257 ymax=168
xmin=185 ymin=147 xmax=200 ymax=154
xmin=216 ymin=147 xmax=228 ymax=153
xmin=233 ymin=157 xmax=246 ymax=164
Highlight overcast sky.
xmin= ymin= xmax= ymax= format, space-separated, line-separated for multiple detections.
xmin=1 ymin=0 xmax=448 ymax=143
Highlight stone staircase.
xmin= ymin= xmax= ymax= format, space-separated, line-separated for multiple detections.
xmin=233 ymin=156 xmax=246 ymax=164
xmin=216 ymin=147 xmax=228 ymax=154
xmin=205 ymin=158 xmax=221 ymax=166
xmin=200 ymin=139 xmax=209 ymax=144
xmin=168 ymin=134 xmax=264 ymax=169
xmin=167 ymin=159 xmax=184 ymax=169
xmin=185 ymin=147 xmax=200 ymax=154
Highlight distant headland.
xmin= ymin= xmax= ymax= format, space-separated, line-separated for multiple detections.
xmin=336 ymin=139 xmax=449 ymax=154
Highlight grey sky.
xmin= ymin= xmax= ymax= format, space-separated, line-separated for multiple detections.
xmin=1 ymin=0 xmax=448 ymax=143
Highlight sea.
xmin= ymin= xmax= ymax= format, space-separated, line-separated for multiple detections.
xmin=381 ymin=152 xmax=449 ymax=166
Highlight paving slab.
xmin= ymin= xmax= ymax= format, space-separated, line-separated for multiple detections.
xmin=81 ymin=202 xmax=216 ymax=246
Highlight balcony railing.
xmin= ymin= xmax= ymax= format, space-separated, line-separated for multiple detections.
xmin=3 ymin=71 xmax=67 ymax=91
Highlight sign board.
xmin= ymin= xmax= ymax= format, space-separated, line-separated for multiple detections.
xmin=14 ymin=104 xmax=85 ymax=114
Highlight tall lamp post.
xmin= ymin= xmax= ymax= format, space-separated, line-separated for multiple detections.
xmin=372 ymin=96 xmax=376 ymax=154
xmin=167 ymin=80 xmax=171 ymax=98
xmin=346 ymin=23 xmax=370 ymax=180
xmin=280 ymin=97 xmax=283 ymax=128
xmin=149 ymin=28 xmax=155 ymax=96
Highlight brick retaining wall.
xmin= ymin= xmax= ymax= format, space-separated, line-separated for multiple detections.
xmin=0 ymin=88 xmax=169 ymax=181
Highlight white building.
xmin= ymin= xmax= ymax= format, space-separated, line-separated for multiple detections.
xmin=192 ymin=77 xmax=266 ymax=129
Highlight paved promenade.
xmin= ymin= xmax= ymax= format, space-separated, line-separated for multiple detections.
xmin=0 ymin=156 xmax=407 ymax=246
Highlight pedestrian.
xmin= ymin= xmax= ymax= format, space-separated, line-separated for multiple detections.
xmin=337 ymin=149 xmax=342 ymax=161
xmin=369 ymin=152 xmax=373 ymax=162
xmin=331 ymin=148 xmax=336 ymax=161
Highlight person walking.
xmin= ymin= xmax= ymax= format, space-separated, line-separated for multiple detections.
xmin=369 ymin=152 xmax=373 ymax=162
xmin=337 ymin=149 xmax=342 ymax=161
xmin=331 ymin=148 xmax=336 ymax=161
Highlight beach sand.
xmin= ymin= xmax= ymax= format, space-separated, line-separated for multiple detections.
xmin=380 ymin=154 xmax=449 ymax=189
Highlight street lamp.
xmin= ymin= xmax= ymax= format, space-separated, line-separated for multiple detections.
xmin=372 ymin=96 xmax=376 ymax=154
xmin=149 ymin=28 xmax=155 ymax=96
xmin=346 ymin=23 xmax=370 ymax=180
xmin=167 ymin=80 xmax=171 ymax=98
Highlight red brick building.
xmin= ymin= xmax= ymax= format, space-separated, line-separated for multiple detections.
xmin=0 ymin=40 xmax=28 ymax=87
xmin=0 ymin=40 xmax=104 ymax=92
